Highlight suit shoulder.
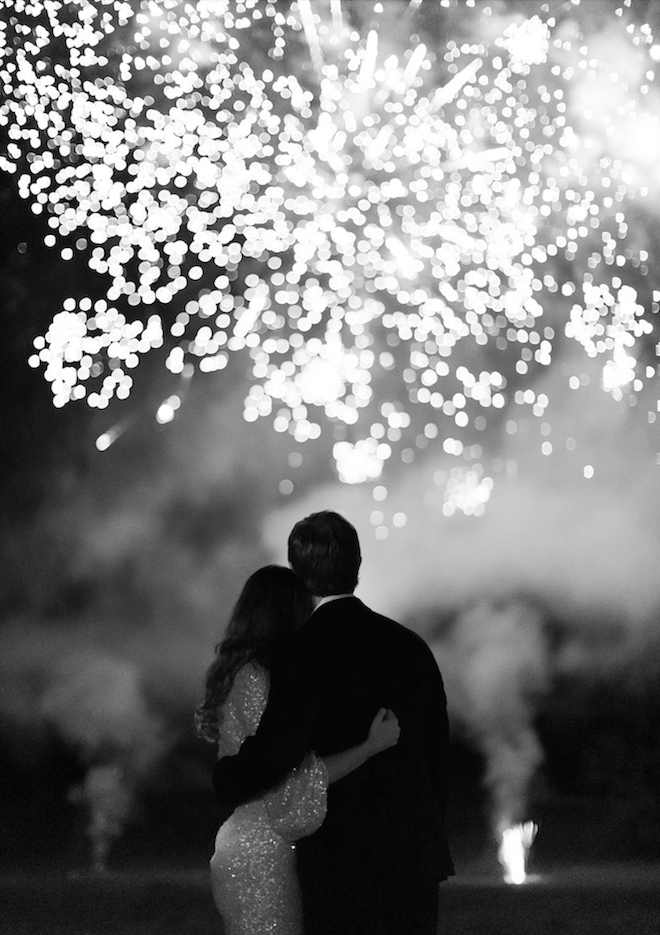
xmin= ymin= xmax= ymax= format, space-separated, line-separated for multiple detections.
xmin=363 ymin=605 xmax=436 ymax=657
xmin=302 ymin=598 xmax=435 ymax=662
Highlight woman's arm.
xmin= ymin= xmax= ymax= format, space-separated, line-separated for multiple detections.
xmin=323 ymin=708 xmax=400 ymax=784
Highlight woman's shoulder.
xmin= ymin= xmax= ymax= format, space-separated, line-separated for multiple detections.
xmin=231 ymin=659 xmax=269 ymax=694
xmin=235 ymin=658 xmax=268 ymax=680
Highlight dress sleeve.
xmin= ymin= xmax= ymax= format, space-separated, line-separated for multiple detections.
xmin=216 ymin=664 xmax=269 ymax=760
xmin=262 ymin=752 xmax=329 ymax=842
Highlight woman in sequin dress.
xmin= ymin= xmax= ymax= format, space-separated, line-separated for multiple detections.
xmin=196 ymin=565 xmax=400 ymax=935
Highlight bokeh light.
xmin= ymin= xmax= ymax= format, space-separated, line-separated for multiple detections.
xmin=2 ymin=0 xmax=659 ymax=505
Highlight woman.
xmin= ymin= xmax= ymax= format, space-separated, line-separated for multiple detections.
xmin=195 ymin=565 xmax=400 ymax=935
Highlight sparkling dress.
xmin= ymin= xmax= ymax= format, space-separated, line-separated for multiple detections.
xmin=210 ymin=662 xmax=328 ymax=935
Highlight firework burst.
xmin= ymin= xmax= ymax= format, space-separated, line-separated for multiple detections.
xmin=2 ymin=0 xmax=658 ymax=491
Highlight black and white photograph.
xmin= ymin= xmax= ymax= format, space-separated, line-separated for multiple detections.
xmin=1 ymin=1 xmax=660 ymax=932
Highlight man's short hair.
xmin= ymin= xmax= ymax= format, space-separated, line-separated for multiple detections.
xmin=288 ymin=511 xmax=361 ymax=596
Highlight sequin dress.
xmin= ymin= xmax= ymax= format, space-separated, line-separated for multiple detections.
xmin=210 ymin=662 xmax=328 ymax=935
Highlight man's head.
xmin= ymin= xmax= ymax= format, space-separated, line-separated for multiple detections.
xmin=288 ymin=511 xmax=361 ymax=597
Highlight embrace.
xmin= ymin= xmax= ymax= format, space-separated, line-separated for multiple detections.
xmin=196 ymin=511 xmax=454 ymax=935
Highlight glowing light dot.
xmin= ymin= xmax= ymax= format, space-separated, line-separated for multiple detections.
xmin=156 ymin=395 xmax=181 ymax=424
xmin=157 ymin=405 xmax=174 ymax=425
xmin=583 ymin=464 xmax=595 ymax=479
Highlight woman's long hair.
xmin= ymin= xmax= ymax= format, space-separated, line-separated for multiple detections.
xmin=195 ymin=565 xmax=313 ymax=744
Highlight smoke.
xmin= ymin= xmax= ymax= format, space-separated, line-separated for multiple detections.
xmin=433 ymin=600 xmax=548 ymax=833
xmin=0 ymin=623 xmax=168 ymax=870
xmin=68 ymin=765 xmax=135 ymax=872
xmin=40 ymin=648 xmax=163 ymax=770
xmin=0 ymin=389 xmax=292 ymax=866
xmin=2 ymin=339 xmax=659 ymax=865
xmin=262 ymin=464 xmax=660 ymax=631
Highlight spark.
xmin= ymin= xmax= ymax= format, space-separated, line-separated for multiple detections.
xmin=95 ymin=419 xmax=130 ymax=451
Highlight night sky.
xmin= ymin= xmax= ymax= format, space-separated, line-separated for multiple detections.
xmin=1 ymin=0 xmax=660 ymax=878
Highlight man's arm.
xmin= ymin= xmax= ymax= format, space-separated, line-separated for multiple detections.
xmin=212 ymin=621 xmax=325 ymax=818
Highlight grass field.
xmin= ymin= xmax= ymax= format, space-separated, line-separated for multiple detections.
xmin=2 ymin=863 xmax=660 ymax=935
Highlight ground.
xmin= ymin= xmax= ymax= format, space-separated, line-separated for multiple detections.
xmin=2 ymin=863 xmax=660 ymax=935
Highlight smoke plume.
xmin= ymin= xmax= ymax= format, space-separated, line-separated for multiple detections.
xmin=0 ymin=624 xmax=167 ymax=869
xmin=434 ymin=600 xmax=548 ymax=833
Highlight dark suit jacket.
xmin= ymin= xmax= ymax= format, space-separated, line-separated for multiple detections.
xmin=212 ymin=596 xmax=454 ymax=891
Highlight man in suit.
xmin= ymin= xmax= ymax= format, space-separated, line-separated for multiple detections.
xmin=212 ymin=510 xmax=454 ymax=935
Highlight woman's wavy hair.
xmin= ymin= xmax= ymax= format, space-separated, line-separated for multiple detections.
xmin=195 ymin=565 xmax=313 ymax=744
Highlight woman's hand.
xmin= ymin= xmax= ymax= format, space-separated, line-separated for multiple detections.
xmin=321 ymin=708 xmax=401 ymax=784
xmin=364 ymin=707 xmax=400 ymax=756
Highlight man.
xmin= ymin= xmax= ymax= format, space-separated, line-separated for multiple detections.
xmin=213 ymin=510 xmax=454 ymax=934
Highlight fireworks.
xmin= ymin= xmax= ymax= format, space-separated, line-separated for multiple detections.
xmin=498 ymin=820 xmax=538 ymax=885
xmin=2 ymin=0 xmax=659 ymax=493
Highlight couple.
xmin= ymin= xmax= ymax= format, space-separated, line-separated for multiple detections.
xmin=196 ymin=511 xmax=454 ymax=934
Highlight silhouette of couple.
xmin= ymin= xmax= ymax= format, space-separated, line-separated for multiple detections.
xmin=197 ymin=511 xmax=453 ymax=935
